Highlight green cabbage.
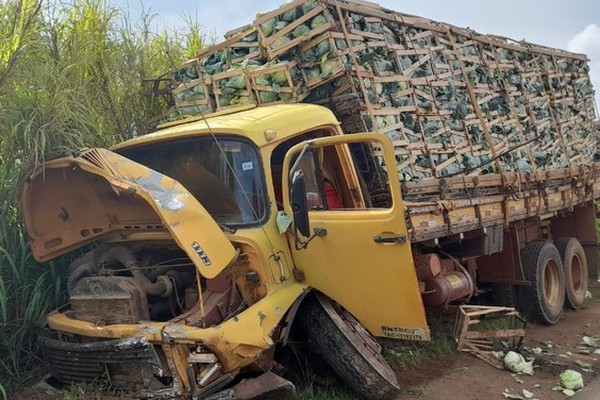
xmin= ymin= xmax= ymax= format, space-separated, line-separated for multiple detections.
xmin=281 ymin=7 xmax=298 ymax=22
xmin=279 ymin=93 xmax=292 ymax=102
xmin=271 ymin=35 xmax=292 ymax=49
xmin=225 ymin=75 xmax=247 ymax=90
xmin=191 ymin=85 xmax=204 ymax=95
xmin=306 ymin=67 xmax=320 ymax=82
xmin=242 ymin=31 xmax=258 ymax=42
xmin=310 ymin=14 xmax=327 ymax=30
xmin=302 ymin=0 xmax=319 ymax=14
xmin=301 ymin=48 xmax=319 ymax=64
xmin=316 ymin=40 xmax=331 ymax=57
xmin=261 ymin=18 xmax=277 ymax=37
xmin=230 ymin=95 xmax=250 ymax=105
xmin=320 ymin=59 xmax=340 ymax=78
xmin=259 ymin=91 xmax=278 ymax=103
xmin=173 ymin=65 xmax=198 ymax=82
xmin=185 ymin=66 xmax=199 ymax=80
xmin=560 ymin=370 xmax=584 ymax=390
xmin=274 ymin=21 xmax=289 ymax=32
xmin=178 ymin=104 xmax=209 ymax=115
xmin=272 ymin=69 xmax=288 ymax=85
xmin=335 ymin=39 xmax=347 ymax=51
xmin=218 ymin=95 xmax=232 ymax=107
xmin=292 ymin=24 xmax=310 ymax=38
xmin=255 ymin=74 xmax=271 ymax=86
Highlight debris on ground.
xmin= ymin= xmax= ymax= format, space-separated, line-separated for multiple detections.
xmin=504 ymin=351 xmax=534 ymax=376
xmin=502 ymin=388 xmax=535 ymax=399
xmin=581 ymin=336 xmax=600 ymax=348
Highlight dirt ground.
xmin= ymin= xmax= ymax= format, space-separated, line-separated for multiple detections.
xmin=14 ymin=283 xmax=600 ymax=400
xmin=396 ymin=284 xmax=600 ymax=400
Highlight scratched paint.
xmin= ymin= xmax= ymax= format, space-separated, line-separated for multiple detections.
xmin=133 ymin=170 xmax=187 ymax=212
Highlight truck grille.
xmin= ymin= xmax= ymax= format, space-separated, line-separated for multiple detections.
xmin=39 ymin=335 xmax=161 ymax=384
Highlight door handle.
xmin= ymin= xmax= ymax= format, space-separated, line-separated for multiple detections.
xmin=373 ymin=234 xmax=407 ymax=244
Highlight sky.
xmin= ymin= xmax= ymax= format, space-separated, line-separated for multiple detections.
xmin=112 ymin=0 xmax=600 ymax=104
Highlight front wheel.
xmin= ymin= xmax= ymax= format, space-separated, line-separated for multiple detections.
xmin=518 ymin=241 xmax=565 ymax=324
xmin=298 ymin=293 xmax=400 ymax=400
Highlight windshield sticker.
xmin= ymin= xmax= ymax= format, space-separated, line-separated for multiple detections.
xmin=192 ymin=241 xmax=212 ymax=266
xmin=241 ymin=161 xmax=254 ymax=171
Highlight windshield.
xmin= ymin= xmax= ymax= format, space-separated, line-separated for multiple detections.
xmin=119 ymin=136 xmax=268 ymax=226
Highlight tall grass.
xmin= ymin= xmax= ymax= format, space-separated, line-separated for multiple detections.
xmin=0 ymin=158 xmax=65 ymax=392
xmin=0 ymin=0 xmax=208 ymax=395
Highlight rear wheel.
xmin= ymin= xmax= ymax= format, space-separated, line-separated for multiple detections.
xmin=555 ymin=237 xmax=588 ymax=309
xmin=519 ymin=241 xmax=565 ymax=324
xmin=298 ymin=293 xmax=400 ymax=400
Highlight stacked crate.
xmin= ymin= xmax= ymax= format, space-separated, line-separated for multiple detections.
xmin=149 ymin=0 xmax=598 ymax=181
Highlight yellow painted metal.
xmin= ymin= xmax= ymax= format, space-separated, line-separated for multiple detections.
xmin=113 ymin=104 xmax=341 ymax=152
xmin=47 ymin=283 xmax=308 ymax=372
xmin=281 ymin=133 xmax=430 ymax=340
xmin=22 ymin=149 xmax=236 ymax=277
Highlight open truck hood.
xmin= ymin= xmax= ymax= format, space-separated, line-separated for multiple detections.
xmin=21 ymin=148 xmax=236 ymax=278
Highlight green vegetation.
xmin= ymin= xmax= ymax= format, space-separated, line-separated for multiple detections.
xmin=381 ymin=312 xmax=457 ymax=370
xmin=0 ymin=0 xmax=206 ymax=396
xmin=297 ymin=385 xmax=359 ymax=400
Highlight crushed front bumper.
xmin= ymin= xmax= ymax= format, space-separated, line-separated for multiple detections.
xmin=39 ymin=335 xmax=163 ymax=389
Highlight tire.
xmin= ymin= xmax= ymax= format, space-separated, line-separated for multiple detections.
xmin=555 ymin=237 xmax=588 ymax=310
xmin=490 ymin=283 xmax=518 ymax=307
xmin=519 ymin=241 xmax=565 ymax=324
xmin=298 ymin=293 xmax=400 ymax=400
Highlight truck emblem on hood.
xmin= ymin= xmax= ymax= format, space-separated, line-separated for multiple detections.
xmin=192 ymin=241 xmax=212 ymax=266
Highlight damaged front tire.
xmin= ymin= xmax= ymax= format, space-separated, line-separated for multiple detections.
xmin=298 ymin=293 xmax=400 ymax=400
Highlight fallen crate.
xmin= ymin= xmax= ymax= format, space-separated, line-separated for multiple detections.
xmin=453 ymin=305 xmax=527 ymax=369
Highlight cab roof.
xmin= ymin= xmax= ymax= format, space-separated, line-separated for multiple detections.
xmin=113 ymin=104 xmax=340 ymax=151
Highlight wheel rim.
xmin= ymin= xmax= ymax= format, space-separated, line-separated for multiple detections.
xmin=544 ymin=259 xmax=561 ymax=308
xmin=571 ymin=253 xmax=584 ymax=292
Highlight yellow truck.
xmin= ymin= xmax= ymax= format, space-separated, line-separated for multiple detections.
xmin=19 ymin=0 xmax=600 ymax=399
xmin=21 ymin=104 xmax=599 ymax=399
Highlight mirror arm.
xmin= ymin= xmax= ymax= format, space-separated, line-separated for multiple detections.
xmin=289 ymin=140 xmax=315 ymax=181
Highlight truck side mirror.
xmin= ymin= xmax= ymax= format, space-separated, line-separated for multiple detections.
xmin=290 ymin=170 xmax=310 ymax=237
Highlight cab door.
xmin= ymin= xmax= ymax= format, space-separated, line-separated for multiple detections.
xmin=282 ymin=133 xmax=429 ymax=340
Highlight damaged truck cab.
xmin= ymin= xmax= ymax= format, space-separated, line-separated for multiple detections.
xmin=22 ymin=104 xmax=422 ymax=398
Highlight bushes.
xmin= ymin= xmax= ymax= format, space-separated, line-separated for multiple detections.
xmin=0 ymin=0 xmax=206 ymax=395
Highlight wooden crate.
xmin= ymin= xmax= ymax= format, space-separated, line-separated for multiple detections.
xmin=141 ymin=77 xmax=173 ymax=124
xmin=255 ymin=0 xmax=337 ymax=60
xmin=172 ymin=82 xmax=214 ymax=115
xmin=152 ymin=0 xmax=599 ymax=181
xmin=194 ymin=26 xmax=263 ymax=76
xmin=225 ymin=29 xmax=262 ymax=64
xmin=299 ymin=32 xmax=352 ymax=88
xmin=211 ymin=68 xmax=256 ymax=111
xmin=247 ymin=60 xmax=307 ymax=105
xmin=171 ymin=59 xmax=202 ymax=84
xmin=172 ymin=77 xmax=210 ymax=104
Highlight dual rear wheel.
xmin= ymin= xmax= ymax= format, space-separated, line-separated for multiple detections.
xmin=519 ymin=238 xmax=588 ymax=325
